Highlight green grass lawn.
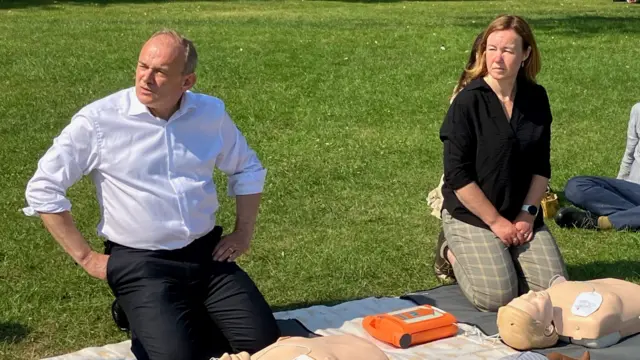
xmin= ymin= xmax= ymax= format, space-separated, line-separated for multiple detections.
xmin=1 ymin=0 xmax=639 ymax=358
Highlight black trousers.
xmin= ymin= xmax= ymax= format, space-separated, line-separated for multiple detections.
xmin=105 ymin=228 xmax=280 ymax=360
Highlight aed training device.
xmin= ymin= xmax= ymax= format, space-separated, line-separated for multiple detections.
xmin=362 ymin=305 xmax=458 ymax=349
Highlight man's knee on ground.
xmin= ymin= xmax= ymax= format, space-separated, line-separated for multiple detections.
xmin=237 ymin=324 xmax=280 ymax=354
xmin=136 ymin=339 xmax=198 ymax=360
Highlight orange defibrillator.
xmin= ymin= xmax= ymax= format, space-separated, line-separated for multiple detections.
xmin=362 ymin=305 xmax=458 ymax=349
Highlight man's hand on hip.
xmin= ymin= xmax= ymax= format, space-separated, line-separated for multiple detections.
xmin=213 ymin=231 xmax=251 ymax=262
xmin=80 ymin=251 xmax=109 ymax=280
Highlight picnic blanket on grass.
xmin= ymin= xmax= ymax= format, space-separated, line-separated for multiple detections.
xmin=43 ymin=284 xmax=640 ymax=359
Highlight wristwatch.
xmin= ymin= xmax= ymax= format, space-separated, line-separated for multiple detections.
xmin=521 ymin=204 xmax=539 ymax=216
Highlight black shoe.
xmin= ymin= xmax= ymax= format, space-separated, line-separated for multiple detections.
xmin=111 ymin=299 xmax=130 ymax=332
xmin=554 ymin=207 xmax=599 ymax=229
xmin=433 ymin=230 xmax=456 ymax=283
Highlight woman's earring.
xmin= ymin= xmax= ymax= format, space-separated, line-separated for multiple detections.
xmin=521 ymin=61 xmax=525 ymax=68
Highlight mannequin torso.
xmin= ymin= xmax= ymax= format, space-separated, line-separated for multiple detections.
xmin=497 ymin=277 xmax=640 ymax=350
xmin=547 ymin=278 xmax=640 ymax=344
xmin=219 ymin=334 xmax=388 ymax=360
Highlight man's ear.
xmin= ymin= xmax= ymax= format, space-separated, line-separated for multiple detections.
xmin=183 ymin=73 xmax=196 ymax=91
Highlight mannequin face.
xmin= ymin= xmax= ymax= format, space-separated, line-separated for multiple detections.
xmin=508 ymin=290 xmax=554 ymax=327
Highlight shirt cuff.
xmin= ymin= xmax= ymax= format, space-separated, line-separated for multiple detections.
xmin=445 ymin=169 xmax=475 ymax=191
xmin=227 ymin=169 xmax=267 ymax=196
xmin=22 ymin=199 xmax=71 ymax=217
xmin=22 ymin=206 xmax=40 ymax=217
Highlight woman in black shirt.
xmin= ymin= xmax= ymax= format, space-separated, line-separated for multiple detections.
xmin=438 ymin=15 xmax=568 ymax=312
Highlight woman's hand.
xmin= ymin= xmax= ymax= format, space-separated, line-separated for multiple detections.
xmin=489 ymin=216 xmax=519 ymax=247
xmin=513 ymin=212 xmax=535 ymax=246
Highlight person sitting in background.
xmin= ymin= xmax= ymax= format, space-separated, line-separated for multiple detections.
xmin=555 ymin=103 xmax=640 ymax=231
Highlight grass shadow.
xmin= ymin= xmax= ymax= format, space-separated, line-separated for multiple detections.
xmin=567 ymin=260 xmax=640 ymax=281
xmin=319 ymin=0 xmax=492 ymax=3
xmin=0 ymin=322 xmax=29 ymax=344
xmin=453 ymin=15 xmax=639 ymax=36
xmin=0 ymin=0 xmax=169 ymax=10
xmin=529 ymin=16 xmax=639 ymax=36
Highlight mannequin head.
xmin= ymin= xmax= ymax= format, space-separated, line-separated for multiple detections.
xmin=510 ymin=290 xmax=554 ymax=324
xmin=497 ymin=290 xmax=558 ymax=350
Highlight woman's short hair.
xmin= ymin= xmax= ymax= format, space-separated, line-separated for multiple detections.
xmin=466 ymin=14 xmax=541 ymax=84
xmin=497 ymin=304 xmax=558 ymax=350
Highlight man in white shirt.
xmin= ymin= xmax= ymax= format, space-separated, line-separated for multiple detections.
xmin=23 ymin=29 xmax=279 ymax=360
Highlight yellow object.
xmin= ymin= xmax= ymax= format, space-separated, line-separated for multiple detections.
xmin=597 ymin=216 xmax=612 ymax=229
xmin=541 ymin=191 xmax=559 ymax=219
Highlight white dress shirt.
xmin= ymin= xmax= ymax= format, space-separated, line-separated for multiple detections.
xmin=23 ymin=87 xmax=266 ymax=250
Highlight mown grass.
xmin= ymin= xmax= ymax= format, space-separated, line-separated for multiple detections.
xmin=0 ymin=0 xmax=639 ymax=358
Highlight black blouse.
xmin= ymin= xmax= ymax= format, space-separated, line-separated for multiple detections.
xmin=440 ymin=76 xmax=551 ymax=230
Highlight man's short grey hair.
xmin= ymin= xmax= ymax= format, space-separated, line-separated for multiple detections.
xmin=149 ymin=29 xmax=198 ymax=75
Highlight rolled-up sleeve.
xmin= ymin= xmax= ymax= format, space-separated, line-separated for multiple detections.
xmin=215 ymin=112 xmax=267 ymax=196
xmin=532 ymin=88 xmax=552 ymax=179
xmin=23 ymin=115 xmax=100 ymax=216
xmin=440 ymin=100 xmax=477 ymax=190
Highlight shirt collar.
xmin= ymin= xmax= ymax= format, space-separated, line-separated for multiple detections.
xmin=465 ymin=74 xmax=532 ymax=92
xmin=465 ymin=77 xmax=491 ymax=91
xmin=127 ymin=88 xmax=148 ymax=116
xmin=127 ymin=88 xmax=197 ymax=117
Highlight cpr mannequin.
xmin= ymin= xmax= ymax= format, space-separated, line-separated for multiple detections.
xmin=497 ymin=276 xmax=640 ymax=351
xmin=218 ymin=334 xmax=388 ymax=360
